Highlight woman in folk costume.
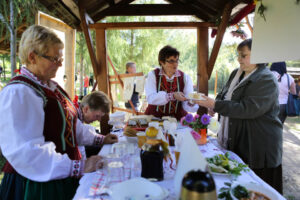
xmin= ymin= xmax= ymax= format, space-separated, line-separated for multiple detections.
xmin=0 ymin=25 xmax=107 ymax=200
xmin=145 ymin=45 xmax=198 ymax=120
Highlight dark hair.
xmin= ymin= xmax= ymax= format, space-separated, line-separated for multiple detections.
xmin=81 ymin=91 xmax=111 ymax=113
xmin=158 ymin=45 xmax=180 ymax=66
xmin=237 ymin=38 xmax=267 ymax=68
xmin=270 ymin=62 xmax=287 ymax=82
xmin=237 ymin=38 xmax=252 ymax=51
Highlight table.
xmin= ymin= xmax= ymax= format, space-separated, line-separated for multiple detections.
xmin=73 ymin=130 xmax=285 ymax=200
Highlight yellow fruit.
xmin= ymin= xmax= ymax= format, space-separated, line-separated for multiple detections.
xmin=146 ymin=127 xmax=159 ymax=137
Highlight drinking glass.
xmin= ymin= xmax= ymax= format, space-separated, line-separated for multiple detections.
xmin=106 ymin=161 xmax=125 ymax=187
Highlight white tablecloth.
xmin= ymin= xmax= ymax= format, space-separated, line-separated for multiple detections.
xmin=73 ymin=130 xmax=285 ymax=200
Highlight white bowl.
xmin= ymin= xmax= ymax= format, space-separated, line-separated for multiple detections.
xmin=110 ymin=177 xmax=169 ymax=200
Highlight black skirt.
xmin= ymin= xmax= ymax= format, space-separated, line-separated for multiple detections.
xmin=252 ymin=164 xmax=283 ymax=194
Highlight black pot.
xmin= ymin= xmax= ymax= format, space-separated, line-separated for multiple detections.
xmin=140 ymin=150 xmax=164 ymax=181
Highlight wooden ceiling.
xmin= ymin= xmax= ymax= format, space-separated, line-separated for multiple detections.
xmin=0 ymin=0 xmax=253 ymax=54
xmin=38 ymin=0 xmax=252 ymax=30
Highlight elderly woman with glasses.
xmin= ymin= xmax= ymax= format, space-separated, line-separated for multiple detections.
xmin=145 ymin=45 xmax=198 ymax=120
xmin=0 ymin=25 xmax=110 ymax=199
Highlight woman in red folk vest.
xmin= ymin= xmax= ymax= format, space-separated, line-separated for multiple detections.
xmin=0 ymin=25 xmax=109 ymax=200
xmin=145 ymin=45 xmax=198 ymax=120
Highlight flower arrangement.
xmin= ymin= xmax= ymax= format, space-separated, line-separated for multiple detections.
xmin=180 ymin=113 xmax=219 ymax=144
xmin=180 ymin=113 xmax=211 ymax=131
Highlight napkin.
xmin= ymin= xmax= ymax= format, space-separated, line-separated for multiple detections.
xmin=173 ymin=128 xmax=208 ymax=197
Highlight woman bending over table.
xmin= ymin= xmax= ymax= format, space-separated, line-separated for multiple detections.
xmin=0 ymin=25 xmax=109 ymax=199
xmin=194 ymin=39 xmax=283 ymax=194
xmin=145 ymin=45 xmax=198 ymax=120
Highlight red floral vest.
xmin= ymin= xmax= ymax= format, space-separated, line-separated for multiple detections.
xmin=2 ymin=75 xmax=81 ymax=173
xmin=145 ymin=68 xmax=187 ymax=120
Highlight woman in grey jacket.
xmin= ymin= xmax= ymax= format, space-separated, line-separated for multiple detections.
xmin=195 ymin=39 xmax=283 ymax=194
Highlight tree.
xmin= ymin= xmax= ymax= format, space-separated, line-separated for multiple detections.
xmin=0 ymin=0 xmax=37 ymax=77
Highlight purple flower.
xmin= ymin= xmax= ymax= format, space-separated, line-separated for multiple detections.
xmin=201 ymin=114 xmax=211 ymax=125
xmin=185 ymin=114 xmax=194 ymax=123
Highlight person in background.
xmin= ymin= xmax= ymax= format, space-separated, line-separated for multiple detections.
xmin=83 ymin=74 xmax=89 ymax=96
xmin=194 ymin=39 xmax=283 ymax=194
xmin=144 ymin=45 xmax=198 ymax=120
xmin=296 ymin=79 xmax=300 ymax=97
xmin=77 ymin=91 xmax=118 ymax=158
xmin=89 ymin=74 xmax=94 ymax=87
xmin=270 ymin=62 xmax=296 ymax=124
xmin=124 ymin=62 xmax=139 ymax=111
xmin=0 ymin=25 xmax=105 ymax=199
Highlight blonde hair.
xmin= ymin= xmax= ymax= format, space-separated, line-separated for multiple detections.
xmin=19 ymin=25 xmax=64 ymax=65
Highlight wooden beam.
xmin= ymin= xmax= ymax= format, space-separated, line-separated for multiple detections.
xmin=93 ymin=4 xmax=210 ymax=21
xmin=109 ymin=72 xmax=144 ymax=79
xmin=245 ymin=15 xmax=253 ymax=36
xmin=207 ymin=2 xmax=233 ymax=78
xmin=62 ymin=0 xmax=81 ymax=19
xmin=167 ymin=0 xmax=216 ymax=20
xmin=197 ymin=26 xmax=209 ymax=115
xmin=90 ymin=22 xmax=215 ymax=30
xmin=78 ymin=4 xmax=99 ymax=77
xmin=95 ymin=29 xmax=109 ymax=94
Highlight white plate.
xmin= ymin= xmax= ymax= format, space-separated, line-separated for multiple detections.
xmin=230 ymin=182 xmax=278 ymax=200
xmin=211 ymin=171 xmax=231 ymax=177
xmin=110 ymin=177 xmax=169 ymax=200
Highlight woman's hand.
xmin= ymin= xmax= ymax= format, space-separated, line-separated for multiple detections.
xmin=103 ymin=134 xmax=118 ymax=144
xmin=208 ymin=108 xmax=215 ymax=117
xmin=84 ymin=155 xmax=103 ymax=173
xmin=173 ymin=92 xmax=187 ymax=101
xmin=194 ymin=95 xmax=215 ymax=109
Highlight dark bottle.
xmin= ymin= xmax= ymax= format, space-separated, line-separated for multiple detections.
xmin=140 ymin=150 xmax=164 ymax=181
xmin=180 ymin=170 xmax=217 ymax=200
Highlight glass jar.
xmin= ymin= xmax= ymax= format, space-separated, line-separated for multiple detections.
xmin=140 ymin=150 xmax=164 ymax=181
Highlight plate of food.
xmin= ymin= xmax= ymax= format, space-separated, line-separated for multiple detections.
xmin=230 ymin=182 xmax=277 ymax=200
xmin=188 ymin=92 xmax=205 ymax=101
xmin=206 ymin=152 xmax=249 ymax=176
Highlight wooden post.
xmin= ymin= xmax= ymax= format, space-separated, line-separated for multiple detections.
xmin=207 ymin=2 xmax=233 ymax=78
xmin=95 ymin=28 xmax=111 ymax=133
xmin=214 ymin=70 xmax=218 ymax=96
xmin=197 ymin=26 xmax=208 ymax=115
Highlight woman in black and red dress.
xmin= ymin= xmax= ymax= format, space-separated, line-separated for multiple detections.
xmin=145 ymin=45 xmax=198 ymax=120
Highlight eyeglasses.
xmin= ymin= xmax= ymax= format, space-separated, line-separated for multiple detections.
xmin=165 ymin=59 xmax=180 ymax=64
xmin=34 ymin=51 xmax=64 ymax=64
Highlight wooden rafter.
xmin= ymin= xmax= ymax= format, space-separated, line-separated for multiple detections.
xmin=94 ymin=4 xmax=212 ymax=22
xmin=90 ymin=22 xmax=215 ymax=30
xmin=78 ymin=1 xmax=99 ymax=77
xmin=245 ymin=15 xmax=253 ymax=36
xmin=92 ymin=0 xmax=135 ymax=21
xmin=167 ymin=0 xmax=216 ymax=21
xmin=207 ymin=2 xmax=233 ymax=78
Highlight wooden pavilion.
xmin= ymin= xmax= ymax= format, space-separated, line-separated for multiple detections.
xmin=1 ymin=0 xmax=254 ymax=132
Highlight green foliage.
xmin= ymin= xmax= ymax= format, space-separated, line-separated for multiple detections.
xmin=0 ymin=0 xmax=38 ymax=43
xmin=209 ymin=43 xmax=239 ymax=93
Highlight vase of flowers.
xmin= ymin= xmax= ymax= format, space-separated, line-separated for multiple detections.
xmin=180 ymin=114 xmax=212 ymax=145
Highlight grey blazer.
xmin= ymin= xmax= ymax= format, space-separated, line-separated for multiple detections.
xmin=214 ymin=66 xmax=282 ymax=169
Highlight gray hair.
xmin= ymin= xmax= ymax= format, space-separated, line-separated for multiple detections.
xmin=19 ymin=25 xmax=64 ymax=65
xmin=81 ymin=91 xmax=111 ymax=113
